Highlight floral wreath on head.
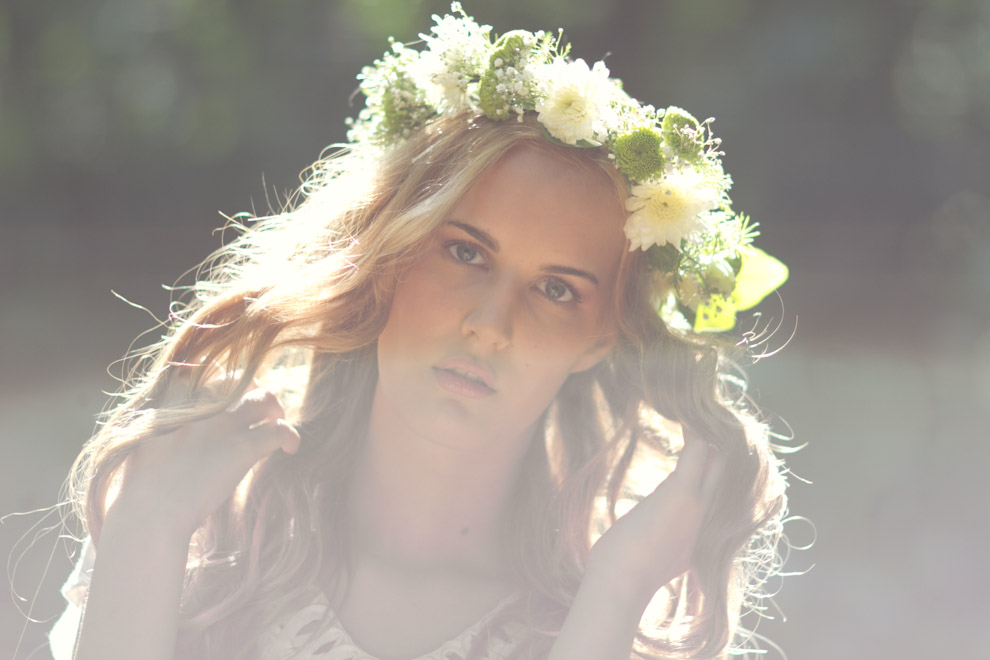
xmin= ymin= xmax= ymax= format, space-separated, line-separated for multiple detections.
xmin=346 ymin=3 xmax=787 ymax=333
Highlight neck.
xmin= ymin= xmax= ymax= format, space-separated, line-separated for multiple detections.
xmin=347 ymin=386 xmax=535 ymax=576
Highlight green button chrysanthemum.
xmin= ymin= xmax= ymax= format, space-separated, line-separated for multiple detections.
xmin=661 ymin=106 xmax=703 ymax=163
xmin=612 ymin=128 xmax=665 ymax=181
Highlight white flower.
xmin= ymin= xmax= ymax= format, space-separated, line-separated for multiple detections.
xmin=624 ymin=169 xmax=723 ymax=250
xmin=414 ymin=9 xmax=492 ymax=114
xmin=534 ymin=58 xmax=612 ymax=145
xmin=412 ymin=50 xmax=469 ymax=113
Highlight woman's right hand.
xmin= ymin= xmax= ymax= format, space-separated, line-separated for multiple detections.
xmin=107 ymin=386 xmax=301 ymax=540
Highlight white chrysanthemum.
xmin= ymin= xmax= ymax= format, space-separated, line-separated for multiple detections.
xmin=534 ymin=58 xmax=613 ymax=144
xmin=624 ymin=169 xmax=723 ymax=250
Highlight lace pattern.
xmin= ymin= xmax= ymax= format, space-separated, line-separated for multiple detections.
xmin=258 ymin=592 xmax=520 ymax=660
xmin=50 ymin=540 xmax=522 ymax=660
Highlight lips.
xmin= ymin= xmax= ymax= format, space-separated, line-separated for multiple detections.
xmin=433 ymin=357 xmax=496 ymax=399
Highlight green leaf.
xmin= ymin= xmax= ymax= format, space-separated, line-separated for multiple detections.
xmin=537 ymin=127 xmax=600 ymax=148
xmin=648 ymin=243 xmax=680 ymax=273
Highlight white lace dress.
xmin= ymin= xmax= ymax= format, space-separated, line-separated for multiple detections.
xmin=49 ymin=539 xmax=521 ymax=660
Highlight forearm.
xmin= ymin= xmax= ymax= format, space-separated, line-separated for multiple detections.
xmin=547 ymin=563 xmax=653 ymax=660
xmin=73 ymin=508 xmax=191 ymax=660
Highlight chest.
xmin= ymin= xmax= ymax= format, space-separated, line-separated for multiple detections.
xmin=330 ymin=557 xmax=516 ymax=660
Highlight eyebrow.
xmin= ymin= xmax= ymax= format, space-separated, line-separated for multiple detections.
xmin=541 ymin=265 xmax=599 ymax=287
xmin=446 ymin=220 xmax=600 ymax=287
xmin=448 ymin=221 xmax=498 ymax=251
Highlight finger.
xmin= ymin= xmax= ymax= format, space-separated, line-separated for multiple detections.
xmin=245 ymin=418 xmax=302 ymax=456
xmin=159 ymin=362 xmax=238 ymax=407
xmin=157 ymin=363 xmax=209 ymax=407
xmin=228 ymin=389 xmax=287 ymax=428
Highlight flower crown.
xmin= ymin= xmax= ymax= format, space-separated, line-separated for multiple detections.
xmin=346 ymin=3 xmax=787 ymax=332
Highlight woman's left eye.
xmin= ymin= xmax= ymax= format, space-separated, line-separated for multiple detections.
xmin=447 ymin=242 xmax=485 ymax=265
xmin=539 ymin=278 xmax=577 ymax=303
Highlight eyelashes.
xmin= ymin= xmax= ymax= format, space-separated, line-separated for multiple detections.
xmin=448 ymin=241 xmax=485 ymax=266
xmin=444 ymin=240 xmax=581 ymax=305
xmin=538 ymin=279 xmax=576 ymax=303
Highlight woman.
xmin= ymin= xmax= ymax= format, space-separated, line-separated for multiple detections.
xmin=53 ymin=7 xmax=790 ymax=660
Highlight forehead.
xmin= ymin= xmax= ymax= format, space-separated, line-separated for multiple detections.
xmin=451 ymin=145 xmax=627 ymax=277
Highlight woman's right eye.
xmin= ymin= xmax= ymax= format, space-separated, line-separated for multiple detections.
xmin=447 ymin=242 xmax=485 ymax=265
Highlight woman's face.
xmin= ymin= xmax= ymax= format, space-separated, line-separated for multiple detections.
xmin=374 ymin=145 xmax=627 ymax=453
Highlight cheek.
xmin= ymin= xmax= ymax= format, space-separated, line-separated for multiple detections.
xmin=381 ymin=265 xmax=459 ymax=347
xmin=511 ymin=323 xmax=599 ymax=388
xmin=517 ymin=302 xmax=611 ymax=358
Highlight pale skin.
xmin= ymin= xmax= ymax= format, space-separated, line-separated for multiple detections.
xmin=72 ymin=146 xmax=723 ymax=660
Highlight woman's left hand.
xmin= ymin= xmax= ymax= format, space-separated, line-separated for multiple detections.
xmin=585 ymin=427 xmax=725 ymax=607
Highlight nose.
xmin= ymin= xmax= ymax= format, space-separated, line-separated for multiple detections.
xmin=462 ymin=278 xmax=515 ymax=351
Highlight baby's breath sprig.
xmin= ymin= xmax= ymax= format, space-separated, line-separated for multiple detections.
xmin=478 ymin=31 xmax=543 ymax=121
xmin=345 ymin=3 xmax=787 ymax=332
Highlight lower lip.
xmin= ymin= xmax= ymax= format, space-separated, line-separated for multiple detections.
xmin=433 ymin=367 xmax=496 ymax=399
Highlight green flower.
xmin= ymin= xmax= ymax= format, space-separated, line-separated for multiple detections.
xmin=354 ymin=40 xmax=434 ymax=143
xmin=661 ymin=106 xmax=703 ymax=163
xmin=479 ymin=32 xmax=530 ymax=120
xmin=612 ymin=128 xmax=665 ymax=181
xmin=380 ymin=80 xmax=423 ymax=139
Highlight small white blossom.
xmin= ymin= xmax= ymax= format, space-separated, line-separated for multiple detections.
xmin=412 ymin=8 xmax=491 ymax=114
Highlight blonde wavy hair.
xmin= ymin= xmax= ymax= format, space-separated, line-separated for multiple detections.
xmin=68 ymin=113 xmax=788 ymax=659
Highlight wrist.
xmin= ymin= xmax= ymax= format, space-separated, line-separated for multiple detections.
xmin=76 ymin=498 xmax=191 ymax=660
xmin=548 ymin=555 xmax=653 ymax=660
xmin=103 ymin=494 xmax=199 ymax=545
xmin=581 ymin=552 xmax=657 ymax=615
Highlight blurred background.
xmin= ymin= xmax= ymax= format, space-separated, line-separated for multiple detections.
xmin=2 ymin=0 xmax=988 ymax=658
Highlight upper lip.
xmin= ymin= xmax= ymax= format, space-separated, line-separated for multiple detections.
xmin=434 ymin=356 xmax=497 ymax=391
